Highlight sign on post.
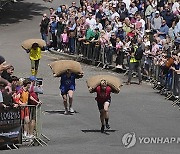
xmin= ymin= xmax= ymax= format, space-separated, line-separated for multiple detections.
xmin=0 ymin=107 xmax=22 ymax=147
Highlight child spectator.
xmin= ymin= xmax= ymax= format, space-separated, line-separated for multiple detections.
xmin=61 ymin=29 xmax=69 ymax=52
xmin=115 ymin=37 xmax=124 ymax=69
xmin=15 ymin=79 xmax=31 ymax=138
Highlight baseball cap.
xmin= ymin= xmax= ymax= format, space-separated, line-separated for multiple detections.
xmin=29 ymin=76 xmax=37 ymax=81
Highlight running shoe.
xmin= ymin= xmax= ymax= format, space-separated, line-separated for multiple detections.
xmin=64 ymin=110 xmax=69 ymax=115
xmin=106 ymin=124 xmax=110 ymax=129
xmin=69 ymin=107 xmax=74 ymax=113
xmin=101 ymin=125 xmax=105 ymax=133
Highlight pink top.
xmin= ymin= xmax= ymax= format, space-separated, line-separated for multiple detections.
xmin=151 ymin=44 xmax=159 ymax=55
xmin=100 ymin=34 xmax=109 ymax=47
xmin=61 ymin=33 xmax=69 ymax=43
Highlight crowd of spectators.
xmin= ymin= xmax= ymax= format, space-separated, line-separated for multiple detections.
xmin=0 ymin=55 xmax=42 ymax=140
xmin=40 ymin=0 xmax=179 ymax=93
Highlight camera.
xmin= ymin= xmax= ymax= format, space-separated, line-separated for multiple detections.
xmin=35 ymin=78 xmax=43 ymax=86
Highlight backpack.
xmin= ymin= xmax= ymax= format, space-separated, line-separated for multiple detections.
xmin=134 ymin=45 xmax=144 ymax=60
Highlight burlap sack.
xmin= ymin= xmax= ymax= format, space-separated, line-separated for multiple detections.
xmin=86 ymin=75 xmax=122 ymax=93
xmin=49 ymin=60 xmax=83 ymax=77
xmin=21 ymin=39 xmax=46 ymax=50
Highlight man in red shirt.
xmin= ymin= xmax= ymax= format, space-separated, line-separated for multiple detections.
xmin=92 ymin=80 xmax=112 ymax=133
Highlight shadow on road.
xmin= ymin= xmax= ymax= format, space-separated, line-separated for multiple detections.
xmin=81 ymin=129 xmax=117 ymax=135
xmin=45 ymin=110 xmax=79 ymax=115
xmin=0 ymin=1 xmax=47 ymax=25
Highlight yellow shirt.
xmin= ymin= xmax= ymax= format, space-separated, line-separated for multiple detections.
xmin=130 ymin=45 xmax=139 ymax=63
xmin=20 ymin=90 xmax=29 ymax=104
xmin=123 ymin=24 xmax=131 ymax=34
xmin=29 ymin=47 xmax=41 ymax=60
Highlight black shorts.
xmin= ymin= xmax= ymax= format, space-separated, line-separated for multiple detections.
xmin=97 ymin=99 xmax=111 ymax=111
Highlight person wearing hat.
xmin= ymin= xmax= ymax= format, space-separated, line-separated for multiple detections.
xmin=151 ymin=10 xmax=163 ymax=33
xmin=28 ymin=76 xmax=42 ymax=138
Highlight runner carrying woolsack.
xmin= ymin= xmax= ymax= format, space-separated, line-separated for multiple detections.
xmin=90 ymin=79 xmax=114 ymax=133
xmin=59 ymin=69 xmax=83 ymax=115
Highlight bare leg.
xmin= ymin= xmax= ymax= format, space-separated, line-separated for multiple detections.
xmin=29 ymin=119 xmax=35 ymax=136
xmin=104 ymin=102 xmax=110 ymax=129
xmin=24 ymin=116 xmax=30 ymax=136
xmin=100 ymin=110 xmax=105 ymax=133
xmin=68 ymin=90 xmax=74 ymax=109
xmin=62 ymin=94 xmax=68 ymax=114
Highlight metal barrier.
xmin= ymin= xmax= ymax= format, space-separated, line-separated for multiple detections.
xmin=79 ymin=40 xmax=115 ymax=69
xmin=150 ymin=63 xmax=180 ymax=106
xmin=21 ymin=104 xmax=50 ymax=147
xmin=0 ymin=104 xmax=50 ymax=150
xmin=76 ymin=39 xmax=180 ymax=106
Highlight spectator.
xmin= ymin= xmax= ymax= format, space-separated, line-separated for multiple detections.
xmin=1 ymin=65 xmax=14 ymax=83
xmin=86 ymin=12 xmax=96 ymax=30
xmin=56 ymin=17 xmax=66 ymax=52
xmin=127 ymin=38 xmax=142 ymax=85
xmin=129 ymin=2 xmax=138 ymax=18
xmin=151 ymin=11 xmax=163 ymax=33
xmin=28 ymin=76 xmax=42 ymax=138
xmin=49 ymin=15 xmax=57 ymax=50
xmin=117 ymin=2 xmax=129 ymax=21
xmin=162 ymin=9 xmax=175 ymax=28
xmin=40 ymin=13 xmax=50 ymax=49
xmin=68 ymin=1 xmax=78 ymax=12
xmin=115 ymin=37 xmax=124 ymax=69
xmin=116 ymin=24 xmax=125 ymax=41
xmin=157 ymin=20 xmax=169 ymax=40
xmin=95 ymin=18 xmax=103 ymax=32
xmin=96 ymin=6 xmax=106 ymax=28
xmin=145 ymin=0 xmax=154 ymax=30
xmin=68 ymin=19 xmax=77 ymax=55
xmin=0 ymin=56 xmax=12 ymax=93
xmin=16 ymin=79 xmax=31 ymax=138
xmin=61 ymin=29 xmax=69 ymax=52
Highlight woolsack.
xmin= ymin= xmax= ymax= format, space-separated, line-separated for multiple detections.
xmin=21 ymin=39 xmax=46 ymax=50
xmin=86 ymin=75 xmax=122 ymax=93
xmin=49 ymin=60 xmax=83 ymax=77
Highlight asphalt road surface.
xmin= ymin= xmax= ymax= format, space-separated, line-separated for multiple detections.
xmin=1 ymin=0 xmax=180 ymax=153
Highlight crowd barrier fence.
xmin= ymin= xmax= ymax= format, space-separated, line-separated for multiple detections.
xmin=0 ymin=104 xmax=50 ymax=150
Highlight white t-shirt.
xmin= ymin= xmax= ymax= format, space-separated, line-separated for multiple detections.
xmin=129 ymin=6 xmax=138 ymax=15
xmin=111 ymin=12 xmax=120 ymax=21
xmin=86 ymin=18 xmax=96 ymax=30
xmin=172 ymin=2 xmax=179 ymax=13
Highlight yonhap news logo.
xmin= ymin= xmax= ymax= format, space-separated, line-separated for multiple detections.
xmin=122 ymin=132 xmax=180 ymax=148
xmin=122 ymin=132 xmax=136 ymax=148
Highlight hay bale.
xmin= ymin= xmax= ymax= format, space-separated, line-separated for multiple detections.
xmin=49 ymin=60 xmax=83 ymax=77
xmin=21 ymin=39 xmax=46 ymax=50
xmin=86 ymin=75 xmax=122 ymax=93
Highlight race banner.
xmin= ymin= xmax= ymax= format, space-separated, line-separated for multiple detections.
xmin=0 ymin=107 xmax=21 ymax=147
